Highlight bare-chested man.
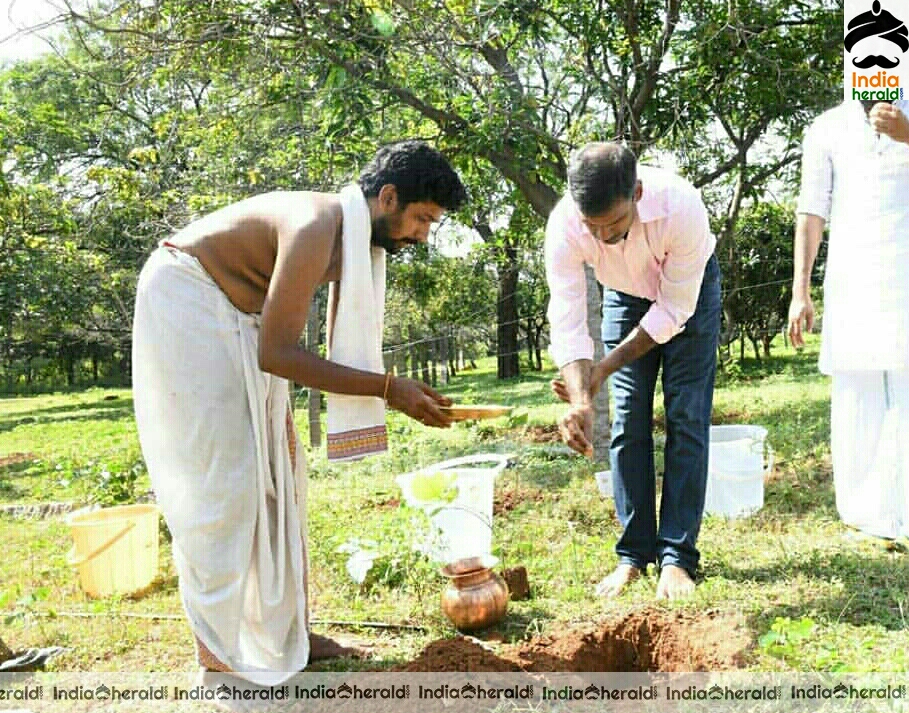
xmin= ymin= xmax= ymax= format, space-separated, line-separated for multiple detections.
xmin=132 ymin=141 xmax=467 ymax=685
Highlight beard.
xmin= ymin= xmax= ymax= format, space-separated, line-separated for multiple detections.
xmin=370 ymin=214 xmax=418 ymax=254
xmin=370 ymin=215 xmax=400 ymax=253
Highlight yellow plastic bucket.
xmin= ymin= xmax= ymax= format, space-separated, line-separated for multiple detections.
xmin=67 ymin=504 xmax=159 ymax=598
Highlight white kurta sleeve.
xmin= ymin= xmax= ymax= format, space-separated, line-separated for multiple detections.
xmin=796 ymin=118 xmax=833 ymax=220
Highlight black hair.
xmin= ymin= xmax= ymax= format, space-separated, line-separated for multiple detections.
xmin=567 ymin=142 xmax=638 ymax=216
xmin=358 ymin=140 xmax=467 ymax=211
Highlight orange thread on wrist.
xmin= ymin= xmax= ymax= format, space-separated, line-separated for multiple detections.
xmin=383 ymin=372 xmax=393 ymax=403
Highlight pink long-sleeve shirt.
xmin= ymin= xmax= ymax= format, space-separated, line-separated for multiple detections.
xmin=544 ymin=165 xmax=716 ymax=368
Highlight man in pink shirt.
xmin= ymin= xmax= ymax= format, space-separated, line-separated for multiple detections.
xmin=545 ymin=142 xmax=720 ymax=599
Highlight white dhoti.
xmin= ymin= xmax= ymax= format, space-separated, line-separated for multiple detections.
xmin=132 ymin=245 xmax=309 ymax=685
xmin=831 ymin=371 xmax=909 ymax=539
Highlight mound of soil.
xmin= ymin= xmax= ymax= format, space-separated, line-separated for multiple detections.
xmin=501 ymin=566 xmax=531 ymax=600
xmin=494 ymin=486 xmax=545 ymax=515
xmin=524 ymin=424 xmax=561 ymax=443
xmin=393 ymin=608 xmax=749 ymax=672
xmin=0 ymin=452 xmax=35 ymax=469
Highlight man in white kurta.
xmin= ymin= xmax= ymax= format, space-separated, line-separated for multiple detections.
xmin=789 ymin=99 xmax=909 ymax=539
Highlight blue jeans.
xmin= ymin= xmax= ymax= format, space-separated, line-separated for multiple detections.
xmin=601 ymin=253 xmax=721 ymax=575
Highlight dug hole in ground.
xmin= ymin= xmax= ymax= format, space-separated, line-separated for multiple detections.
xmin=390 ymin=452 xmax=751 ymax=672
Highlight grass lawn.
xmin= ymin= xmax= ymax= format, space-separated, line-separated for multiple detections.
xmin=1 ymin=337 xmax=908 ymax=673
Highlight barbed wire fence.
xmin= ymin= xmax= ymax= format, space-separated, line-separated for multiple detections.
xmin=295 ymin=274 xmax=817 ymax=414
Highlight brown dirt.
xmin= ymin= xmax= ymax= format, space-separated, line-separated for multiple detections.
xmin=494 ymin=485 xmax=545 ymax=514
xmin=501 ymin=566 xmax=531 ymax=601
xmin=524 ymin=424 xmax=561 ymax=443
xmin=392 ymin=608 xmax=750 ymax=672
xmin=0 ymin=452 xmax=35 ymax=469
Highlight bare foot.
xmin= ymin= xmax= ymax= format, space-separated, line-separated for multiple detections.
xmin=655 ymin=565 xmax=695 ymax=600
xmin=594 ymin=564 xmax=641 ymax=598
xmin=308 ymin=632 xmax=368 ymax=662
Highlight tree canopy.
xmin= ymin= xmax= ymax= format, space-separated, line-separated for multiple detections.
xmin=0 ymin=0 xmax=842 ymax=389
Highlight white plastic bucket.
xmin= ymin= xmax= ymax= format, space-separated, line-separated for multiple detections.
xmin=397 ymin=453 xmax=510 ymax=562
xmin=704 ymin=425 xmax=773 ymax=518
xmin=595 ymin=470 xmax=613 ymax=499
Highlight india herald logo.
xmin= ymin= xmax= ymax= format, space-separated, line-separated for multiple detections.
xmin=845 ymin=1 xmax=909 ymax=68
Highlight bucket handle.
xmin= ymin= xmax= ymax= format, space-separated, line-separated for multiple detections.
xmin=428 ymin=503 xmax=493 ymax=531
xmin=67 ymin=520 xmax=136 ymax=567
xmin=421 ymin=452 xmax=512 ymax=475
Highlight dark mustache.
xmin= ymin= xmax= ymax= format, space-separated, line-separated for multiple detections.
xmin=853 ymin=54 xmax=901 ymax=68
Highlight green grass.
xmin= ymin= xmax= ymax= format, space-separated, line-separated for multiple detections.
xmin=2 ymin=337 xmax=908 ymax=673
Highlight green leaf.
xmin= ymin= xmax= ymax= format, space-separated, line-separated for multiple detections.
xmin=370 ymin=9 xmax=396 ymax=36
xmin=508 ymin=409 xmax=529 ymax=427
xmin=407 ymin=471 xmax=459 ymax=503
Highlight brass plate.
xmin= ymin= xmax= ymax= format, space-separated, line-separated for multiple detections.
xmin=440 ymin=404 xmax=512 ymax=421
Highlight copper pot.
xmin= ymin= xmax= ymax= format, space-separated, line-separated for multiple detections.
xmin=440 ymin=555 xmax=509 ymax=631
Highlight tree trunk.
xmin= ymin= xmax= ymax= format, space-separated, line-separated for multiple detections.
xmin=421 ymin=345 xmax=430 ymax=385
xmin=762 ymin=334 xmax=772 ymax=358
xmin=64 ymin=348 xmax=76 ymax=387
xmin=497 ymin=247 xmax=521 ymax=379
xmin=533 ymin=322 xmax=544 ymax=371
xmin=585 ymin=266 xmax=610 ymax=467
xmin=447 ymin=330 xmax=457 ymax=379
xmin=525 ymin=319 xmax=535 ymax=367
xmin=440 ymin=334 xmax=449 ymax=384
xmin=120 ymin=350 xmax=131 ymax=385
xmin=410 ymin=346 xmax=419 ymax=379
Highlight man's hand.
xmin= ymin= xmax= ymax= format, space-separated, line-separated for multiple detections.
xmin=787 ymin=293 xmax=815 ymax=348
xmin=386 ymin=377 xmax=452 ymax=428
xmin=550 ymin=375 xmax=603 ymax=403
xmin=559 ymin=404 xmax=594 ymax=457
xmin=870 ymin=103 xmax=909 ymax=144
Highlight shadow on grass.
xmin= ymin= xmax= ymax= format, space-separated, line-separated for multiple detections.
xmin=129 ymin=573 xmax=180 ymax=600
xmin=504 ymin=450 xmax=586 ymax=491
xmin=0 ymin=481 xmax=23 ymax=499
xmin=762 ymin=478 xmax=838 ymax=518
xmin=0 ymin=399 xmax=136 ymax=433
xmin=711 ymin=547 xmax=909 ymax=631
xmin=0 ymin=454 xmax=40 ymax=480
xmin=715 ymin=344 xmax=824 ymax=387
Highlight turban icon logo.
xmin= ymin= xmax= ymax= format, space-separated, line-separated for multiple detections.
xmin=845 ymin=0 xmax=909 ymax=68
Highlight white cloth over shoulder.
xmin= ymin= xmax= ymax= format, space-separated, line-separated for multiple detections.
xmin=132 ymin=245 xmax=309 ymax=685
xmin=326 ymin=184 xmax=389 ymax=461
